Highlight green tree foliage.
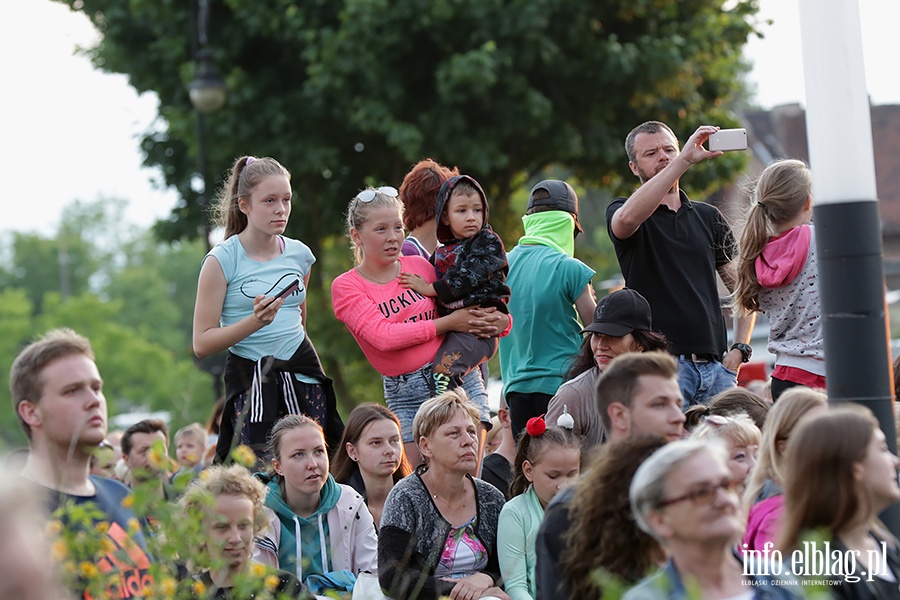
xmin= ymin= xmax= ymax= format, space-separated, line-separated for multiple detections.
xmin=0 ymin=288 xmax=35 ymax=442
xmin=57 ymin=0 xmax=759 ymax=246
xmin=0 ymin=202 xmax=214 ymax=448
xmin=43 ymin=0 xmax=760 ymax=421
xmin=36 ymin=292 xmax=210 ymax=422
xmin=104 ymin=235 xmax=205 ymax=351
xmin=0 ymin=229 xmax=97 ymax=310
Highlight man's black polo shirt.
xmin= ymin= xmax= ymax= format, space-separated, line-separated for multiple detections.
xmin=605 ymin=190 xmax=734 ymax=357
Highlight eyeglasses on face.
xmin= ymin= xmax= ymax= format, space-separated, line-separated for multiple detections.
xmin=656 ymin=477 xmax=739 ymax=508
xmin=355 ymin=186 xmax=399 ymax=203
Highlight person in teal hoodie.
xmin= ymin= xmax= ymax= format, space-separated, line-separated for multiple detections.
xmin=253 ymin=414 xmax=378 ymax=595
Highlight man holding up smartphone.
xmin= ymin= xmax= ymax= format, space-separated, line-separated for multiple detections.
xmin=605 ymin=121 xmax=756 ymax=408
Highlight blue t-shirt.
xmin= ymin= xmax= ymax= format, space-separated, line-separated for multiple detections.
xmin=206 ymin=235 xmax=316 ymax=361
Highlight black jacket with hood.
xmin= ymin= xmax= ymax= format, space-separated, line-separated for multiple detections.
xmin=431 ymin=175 xmax=510 ymax=315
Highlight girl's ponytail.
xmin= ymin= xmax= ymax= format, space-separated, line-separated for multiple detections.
xmin=732 ymin=202 xmax=770 ymax=313
xmin=731 ymin=159 xmax=812 ymax=314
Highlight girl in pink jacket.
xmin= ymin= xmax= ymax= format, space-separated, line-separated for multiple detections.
xmin=732 ymin=159 xmax=825 ymax=401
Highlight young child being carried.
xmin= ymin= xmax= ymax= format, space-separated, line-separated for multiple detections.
xmin=400 ymin=174 xmax=510 ymax=394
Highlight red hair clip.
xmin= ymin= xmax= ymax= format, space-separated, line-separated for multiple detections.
xmin=526 ymin=415 xmax=547 ymax=437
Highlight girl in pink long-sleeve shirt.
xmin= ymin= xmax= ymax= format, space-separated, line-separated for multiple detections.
xmin=331 ymin=187 xmax=508 ymax=468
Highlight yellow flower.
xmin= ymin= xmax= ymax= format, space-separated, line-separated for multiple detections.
xmin=128 ymin=518 xmax=141 ymax=533
xmin=231 ymin=445 xmax=257 ymax=468
xmin=96 ymin=521 xmax=110 ymax=535
xmin=50 ymin=539 xmax=68 ymax=561
xmin=264 ymin=574 xmax=279 ymax=591
xmin=79 ymin=561 xmax=99 ymax=578
xmin=192 ymin=580 xmax=207 ymax=596
xmin=148 ymin=445 xmax=167 ymax=469
xmin=250 ymin=562 xmax=267 ymax=577
xmin=122 ymin=495 xmax=135 ymax=508
xmin=45 ymin=520 xmax=63 ymax=536
xmin=100 ymin=539 xmax=116 ymax=554
xmin=159 ymin=577 xmax=177 ymax=599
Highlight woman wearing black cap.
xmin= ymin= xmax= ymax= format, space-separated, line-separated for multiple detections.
xmin=546 ymin=288 xmax=667 ymax=452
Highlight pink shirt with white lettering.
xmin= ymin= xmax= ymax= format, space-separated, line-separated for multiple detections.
xmin=331 ymin=255 xmax=441 ymax=377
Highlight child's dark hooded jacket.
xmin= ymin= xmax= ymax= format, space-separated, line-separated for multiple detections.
xmin=431 ymin=175 xmax=510 ymax=315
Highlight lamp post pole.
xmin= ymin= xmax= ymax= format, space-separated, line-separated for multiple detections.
xmin=799 ymin=0 xmax=899 ymax=535
xmin=190 ymin=0 xmax=227 ymax=400
xmin=196 ymin=111 xmax=212 ymax=252
xmin=189 ymin=0 xmax=226 ymax=252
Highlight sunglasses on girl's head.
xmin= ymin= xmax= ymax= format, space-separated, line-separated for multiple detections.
xmin=355 ymin=186 xmax=399 ymax=203
xmin=704 ymin=414 xmax=730 ymax=427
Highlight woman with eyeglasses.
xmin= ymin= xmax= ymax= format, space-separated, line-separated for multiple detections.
xmin=192 ymin=156 xmax=344 ymax=466
xmin=625 ymin=439 xmax=802 ymax=599
xmin=332 ymin=187 xmax=510 ymax=468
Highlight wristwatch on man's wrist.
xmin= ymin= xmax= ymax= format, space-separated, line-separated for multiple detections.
xmin=730 ymin=342 xmax=753 ymax=363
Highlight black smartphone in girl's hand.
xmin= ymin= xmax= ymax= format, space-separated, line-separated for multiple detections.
xmin=262 ymin=278 xmax=300 ymax=309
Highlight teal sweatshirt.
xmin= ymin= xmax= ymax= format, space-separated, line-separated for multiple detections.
xmin=263 ymin=473 xmax=342 ymax=580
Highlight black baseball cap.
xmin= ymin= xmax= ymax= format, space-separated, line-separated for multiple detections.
xmin=527 ymin=180 xmax=583 ymax=235
xmin=581 ymin=288 xmax=652 ymax=337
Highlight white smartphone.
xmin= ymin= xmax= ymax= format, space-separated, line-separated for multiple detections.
xmin=708 ymin=128 xmax=748 ymax=152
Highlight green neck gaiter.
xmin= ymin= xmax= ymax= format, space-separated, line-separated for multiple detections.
xmin=517 ymin=212 xmax=576 ymax=256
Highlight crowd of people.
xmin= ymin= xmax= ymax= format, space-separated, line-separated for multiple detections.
xmin=5 ymin=120 xmax=900 ymax=600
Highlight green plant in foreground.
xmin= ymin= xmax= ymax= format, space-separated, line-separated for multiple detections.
xmin=48 ymin=444 xmax=324 ymax=599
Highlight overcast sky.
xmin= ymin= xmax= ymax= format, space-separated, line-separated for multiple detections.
xmin=3 ymin=0 xmax=898 ymax=236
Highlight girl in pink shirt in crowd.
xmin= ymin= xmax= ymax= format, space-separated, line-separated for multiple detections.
xmin=331 ymin=187 xmax=509 ymax=468
xmin=732 ymin=159 xmax=824 ymax=402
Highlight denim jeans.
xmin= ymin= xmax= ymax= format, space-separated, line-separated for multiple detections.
xmin=677 ymin=357 xmax=737 ymax=410
xmin=383 ymin=364 xmax=489 ymax=442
